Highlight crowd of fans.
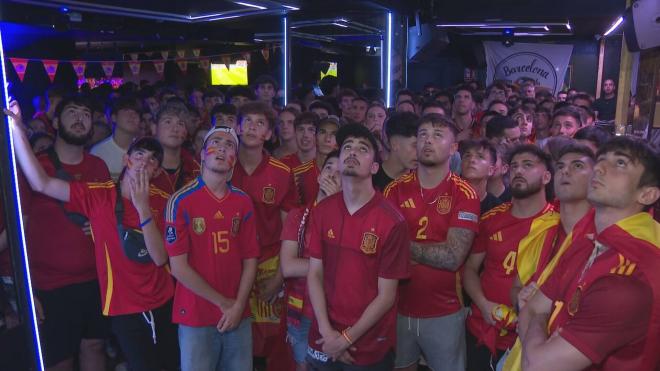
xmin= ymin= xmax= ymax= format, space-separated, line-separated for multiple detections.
xmin=0 ymin=71 xmax=658 ymax=371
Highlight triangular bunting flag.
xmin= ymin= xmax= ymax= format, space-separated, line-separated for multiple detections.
xmin=176 ymin=50 xmax=186 ymax=58
xmin=192 ymin=49 xmax=201 ymax=57
xmin=42 ymin=60 xmax=59 ymax=83
xmin=101 ymin=61 xmax=115 ymax=78
xmin=153 ymin=60 xmax=165 ymax=75
xmin=129 ymin=53 xmax=139 ymax=61
xmin=261 ymin=48 xmax=270 ymax=62
xmin=221 ymin=56 xmax=232 ymax=70
xmin=161 ymin=51 xmax=169 ymax=60
xmin=198 ymin=57 xmax=210 ymax=71
xmin=176 ymin=59 xmax=188 ymax=73
xmin=242 ymin=52 xmax=251 ymax=64
xmin=9 ymin=58 xmax=28 ymax=82
xmin=71 ymin=61 xmax=86 ymax=80
xmin=128 ymin=60 xmax=141 ymax=75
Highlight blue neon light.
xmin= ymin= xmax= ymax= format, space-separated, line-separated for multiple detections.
xmin=386 ymin=12 xmax=393 ymax=108
xmin=0 ymin=25 xmax=45 ymax=370
xmin=283 ymin=16 xmax=288 ymax=105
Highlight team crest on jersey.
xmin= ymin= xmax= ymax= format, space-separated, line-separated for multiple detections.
xmin=436 ymin=195 xmax=452 ymax=214
xmin=192 ymin=217 xmax=206 ymax=235
xmin=231 ymin=216 xmax=241 ymax=236
xmin=360 ymin=232 xmax=378 ymax=254
xmin=262 ymin=186 xmax=276 ymax=204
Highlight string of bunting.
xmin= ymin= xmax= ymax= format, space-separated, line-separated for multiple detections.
xmin=7 ymin=45 xmax=282 ymax=82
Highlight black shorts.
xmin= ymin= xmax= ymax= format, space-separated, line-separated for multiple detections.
xmin=35 ymin=280 xmax=109 ymax=367
xmin=110 ymin=300 xmax=179 ymax=371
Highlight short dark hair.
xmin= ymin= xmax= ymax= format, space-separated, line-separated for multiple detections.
xmin=352 ymin=96 xmax=369 ymax=105
xmin=453 ymin=85 xmax=474 ymax=101
xmin=227 ymin=86 xmax=255 ymax=101
xmin=338 ymin=88 xmax=358 ymax=100
xmin=335 ymin=123 xmax=381 ymax=163
xmin=384 ymin=112 xmax=419 ymax=140
xmin=486 ymin=82 xmax=507 ymax=96
xmin=127 ymin=137 xmax=164 ymax=166
xmin=434 ymin=90 xmax=454 ymax=104
xmin=486 ymin=115 xmax=518 ymax=139
xmin=418 ymin=113 xmax=459 ymax=138
xmin=322 ymin=149 xmax=340 ymax=168
xmin=253 ymin=75 xmax=278 ymax=90
xmin=294 ymin=111 xmax=320 ymax=128
xmin=54 ymin=94 xmax=93 ymax=122
xmin=397 ymin=100 xmax=415 ymax=109
xmin=239 ymin=101 xmax=276 ymax=129
xmin=573 ymin=126 xmax=610 ymax=148
xmin=110 ymin=96 xmax=142 ymax=117
xmin=571 ymin=93 xmax=593 ymax=107
xmin=203 ymin=87 xmax=224 ymax=101
xmin=557 ymin=143 xmax=595 ymax=162
xmin=487 ymin=100 xmax=508 ymax=111
xmin=309 ymin=100 xmax=335 ymax=116
xmin=396 ymin=89 xmax=415 ymax=100
xmin=421 ymin=100 xmax=445 ymax=113
xmin=552 ymin=106 xmax=583 ymax=127
xmin=156 ymin=101 xmax=189 ymax=125
xmin=597 ymin=136 xmax=660 ymax=189
xmin=507 ymin=144 xmax=552 ymax=171
xmin=459 ymin=139 xmax=497 ymax=165
xmin=211 ymin=103 xmax=237 ymax=117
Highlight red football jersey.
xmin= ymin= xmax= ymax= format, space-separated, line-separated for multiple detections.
xmin=307 ymin=192 xmax=411 ymax=366
xmin=231 ymin=152 xmax=296 ymax=259
xmin=165 ymin=177 xmax=260 ymax=326
xmin=467 ymin=202 xmax=555 ymax=350
xmin=384 ymin=171 xmax=480 ymax=317
xmin=150 ymin=151 xmax=200 ymax=196
xmin=66 ymin=181 xmax=174 ymax=316
xmin=23 ymin=152 xmax=110 ymax=290
xmin=281 ymin=154 xmax=320 ymax=207
xmin=541 ymin=211 xmax=658 ymax=371
xmin=281 ymin=206 xmax=315 ymax=324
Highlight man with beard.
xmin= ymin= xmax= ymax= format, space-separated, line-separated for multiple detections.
xmin=91 ymin=97 xmax=143 ymax=181
xmin=306 ymin=124 xmax=410 ymax=370
xmin=518 ymin=137 xmax=660 ymax=371
xmin=19 ymin=96 xmax=111 ymax=371
xmin=150 ymin=102 xmax=200 ymax=196
xmin=7 ymin=100 xmax=179 ymax=371
xmin=452 ymin=86 xmax=477 ymax=142
xmin=464 ymin=145 xmax=554 ymax=371
xmin=593 ymin=78 xmax=617 ymax=121
xmin=502 ymin=143 xmax=595 ymax=371
xmin=384 ymin=114 xmax=480 ymax=371
xmin=165 ymin=127 xmax=259 ymax=371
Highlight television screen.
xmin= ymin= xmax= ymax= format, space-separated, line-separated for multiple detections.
xmin=320 ymin=62 xmax=338 ymax=80
xmin=211 ymin=60 xmax=248 ymax=85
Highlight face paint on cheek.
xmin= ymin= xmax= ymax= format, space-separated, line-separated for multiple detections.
xmin=205 ymin=147 xmax=219 ymax=156
xmin=227 ymin=154 xmax=236 ymax=167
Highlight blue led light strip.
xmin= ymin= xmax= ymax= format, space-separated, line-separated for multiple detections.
xmin=0 ymin=25 xmax=45 ymax=370
xmin=283 ymin=16 xmax=288 ymax=105
xmin=386 ymin=12 xmax=393 ymax=108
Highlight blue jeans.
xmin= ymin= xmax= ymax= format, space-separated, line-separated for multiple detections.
xmin=287 ymin=316 xmax=313 ymax=364
xmin=178 ymin=318 xmax=252 ymax=371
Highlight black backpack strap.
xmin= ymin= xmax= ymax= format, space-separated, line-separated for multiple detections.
xmin=115 ymin=181 xmax=124 ymax=227
xmin=45 ymin=148 xmax=89 ymax=226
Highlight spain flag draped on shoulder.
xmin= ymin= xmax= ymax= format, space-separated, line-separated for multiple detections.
xmin=504 ymin=210 xmax=660 ymax=371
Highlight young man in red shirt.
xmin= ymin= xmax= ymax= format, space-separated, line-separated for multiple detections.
xmin=280 ymin=149 xmax=341 ymax=371
xmin=384 ymin=114 xmax=480 ymax=371
xmin=230 ymin=101 xmax=296 ymax=370
xmin=6 ymin=101 xmax=178 ymax=371
xmin=150 ymin=102 xmax=200 ymax=196
xmin=463 ymin=144 xmax=554 ymax=371
xmin=518 ymin=137 xmax=660 ymax=371
xmin=20 ymin=96 xmax=110 ymax=371
xmin=165 ymin=126 xmax=259 ymax=371
xmin=306 ymin=124 xmax=411 ymax=370
xmin=281 ymin=112 xmax=321 ymax=206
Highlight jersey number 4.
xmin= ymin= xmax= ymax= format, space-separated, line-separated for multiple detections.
xmin=502 ymin=251 xmax=517 ymax=275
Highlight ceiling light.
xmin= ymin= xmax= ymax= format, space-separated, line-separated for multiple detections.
xmin=603 ymin=16 xmax=623 ymax=36
xmin=234 ymin=2 xmax=267 ymax=10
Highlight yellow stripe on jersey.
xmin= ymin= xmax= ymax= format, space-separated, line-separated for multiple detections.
xmin=456 ymin=183 xmax=478 ymax=200
xmin=165 ymin=179 xmax=200 ymax=222
xmin=149 ymin=185 xmax=171 ymax=200
xmin=452 ymin=177 xmax=479 ymax=199
xmin=293 ymin=162 xmax=315 ymax=174
xmin=516 ymin=211 xmax=561 ymax=284
xmin=268 ymin=158 xmax=291 ymax=173
xmin=102 ymin=242 xmax=114 ymax=316
xmin=481 ymin=203 xmax=511 ymax=221
xmin=88 ymin=181 xmax=115 ymax=189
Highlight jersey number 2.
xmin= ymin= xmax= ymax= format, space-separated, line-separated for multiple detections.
xmin=416 ymin=216 xmax=429 ymax=240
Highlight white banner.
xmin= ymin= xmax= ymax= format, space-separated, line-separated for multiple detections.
xmin=483 ymin=41 xmax=573 ymax=94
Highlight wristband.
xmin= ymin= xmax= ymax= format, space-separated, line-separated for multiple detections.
xmin=341 ymin=327 xmax=353 ymax=345
xmin=140 ymin=217 xmax=153 ymax=228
